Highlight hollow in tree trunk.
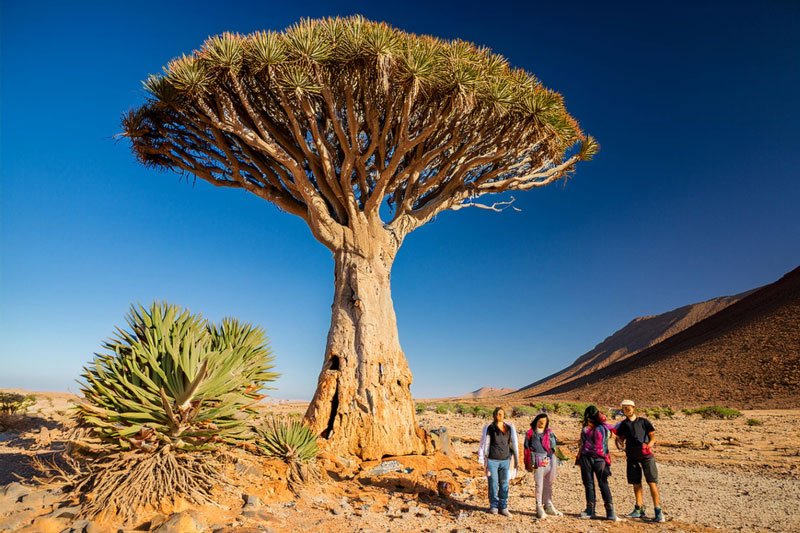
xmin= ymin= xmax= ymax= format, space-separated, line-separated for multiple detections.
xmin=304 ymin=229 xmax=430 ymax=460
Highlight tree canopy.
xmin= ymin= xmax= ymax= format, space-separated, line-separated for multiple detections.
xmin=123 ymin=15 xmax=597 ymax=249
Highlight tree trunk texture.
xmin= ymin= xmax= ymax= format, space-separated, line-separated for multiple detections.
xmin=304 ymin=225 xmax=429 ymax=460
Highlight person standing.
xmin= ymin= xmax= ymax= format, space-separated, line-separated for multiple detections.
xmin=615 ymin=399 xmax=665 ymax=523
xmin=576 ymin=405 xmax=619 ymax=521
xmin=524 ymin=413 xmax=563 ymax=519
xmin=478 ymin=407 xmax=519 ymax=517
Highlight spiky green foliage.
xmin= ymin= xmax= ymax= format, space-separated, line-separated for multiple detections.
xmin=77 ymin=302 xmax=278 ymax=452
xmin=256 ymin=416 xmax=319 ymax=490
xmin=123 ymin=16 xmax=596 ymax=248
xmin=256 ymin=416 xmax=318 ymax=463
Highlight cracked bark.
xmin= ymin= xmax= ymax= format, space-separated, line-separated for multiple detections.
xmin=304 ymin=220 xmax=429 ymax=459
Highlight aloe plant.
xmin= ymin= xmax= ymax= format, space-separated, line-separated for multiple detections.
xmin=256 ymin=417 xmax=318 ymax=463
xmin=77 ymin=302 xmax=278 ymax=451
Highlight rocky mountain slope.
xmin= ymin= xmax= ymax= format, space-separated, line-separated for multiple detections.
xmin=516 ymin=266 xmax=800 ymax=408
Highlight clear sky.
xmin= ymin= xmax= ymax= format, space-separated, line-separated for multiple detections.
xmin=2 ymin=1 xmax=798 ymax=400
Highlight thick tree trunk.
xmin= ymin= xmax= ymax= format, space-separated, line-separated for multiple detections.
xmin=304 ymin=226 xmax=429 ymax=460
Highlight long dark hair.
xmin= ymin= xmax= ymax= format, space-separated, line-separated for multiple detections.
xmin=582 ymin=405 xmax=604 ymax=427
xmin=531 ymin=413 xmax=549 ymax=432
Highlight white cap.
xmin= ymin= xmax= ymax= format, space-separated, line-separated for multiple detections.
xmin=620 ymin=399 xmax=635 ymax=407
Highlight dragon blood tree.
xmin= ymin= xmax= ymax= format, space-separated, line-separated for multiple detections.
xmin=123 ymin=16 xmax=597 ymax=460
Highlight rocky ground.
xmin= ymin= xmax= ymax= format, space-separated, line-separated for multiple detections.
xmin=1 ymin=393 xmax=799 ymax=532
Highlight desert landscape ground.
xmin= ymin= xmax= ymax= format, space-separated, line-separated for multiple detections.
xmin=1 ymin=392 xmax=799 ymax=532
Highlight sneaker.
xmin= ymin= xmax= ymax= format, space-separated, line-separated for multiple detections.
xmin=489 ymin=507 xmax=498 ymax=514
xmin=606 ymin=504 xmax=620 ymax=522
xmin=544 ymin=502 xmax=563 ymax=516
xmin=579 ymin=506 xmax=595 ymax=519
xmin=536 ymin=505 xmax=546 ymax=519
xmin=627 ymin=505 xmax=645 ymax=519
xmin=499 ymin=508 xmax=512 ymax=517
xmin=654 ymin=507 xmax=665 ymax=523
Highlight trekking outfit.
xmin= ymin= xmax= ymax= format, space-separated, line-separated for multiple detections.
xmin=523 ymin=427 xmax=562 ymax=518
xmin=616 ymin=416 xmax=664 ymax=522
xmin=478 ymin=422 xmax=519 ymax=514
xmin=577 ymin=422 xmax=618 ymax=520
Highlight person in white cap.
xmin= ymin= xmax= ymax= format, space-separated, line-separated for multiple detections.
xmin=614 ymin=399 xmax=664 ymax=523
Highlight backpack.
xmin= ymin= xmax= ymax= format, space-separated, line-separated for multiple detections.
xmin=523 ymin=428 xmax=534 ymax=471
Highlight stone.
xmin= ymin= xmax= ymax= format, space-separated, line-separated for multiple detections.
xmin=67 ymin=519 xmax=90 ymax=532
xmin=153 ymin=510 xmax=205 ymax=533
xmin=84 ymin=520 xmax=102 ymax=533
xmin=367 ymin=460 xmax=404 ymax=476
xmin=18 ymin=515 xmax=69 ymax=533
xmin=49 ymin=505 xmax=80 ymax=520
xmin=430 ymin=427 xmax=451 ymax=455
xmin=1 ymin=481 xmax=30 ymax=501
xmin=0 ymin=508 xmax=41 ymax=531
xmin=242 ymin=494 xmax=262 ymax=508
xmin=18 ymin=489 xmax=59 ymax=511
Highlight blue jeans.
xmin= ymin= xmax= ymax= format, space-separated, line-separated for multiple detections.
xmin=487 ymin=458 xmax=510 ymax=509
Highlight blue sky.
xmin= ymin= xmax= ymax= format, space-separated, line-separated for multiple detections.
xmin=2 ymin=1 xmax=798 ymax=399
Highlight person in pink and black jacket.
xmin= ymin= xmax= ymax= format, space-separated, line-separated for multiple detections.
xmin=575 ymin=405 xmax=619 ymax=521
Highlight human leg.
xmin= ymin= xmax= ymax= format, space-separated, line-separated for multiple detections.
xmin=543 ymin=458 xmax=563 ymax=515
xmin=579 ymin=455 xmax=596 ymax=518
xmin=497 ymin=458 xmax=510 ymax=510
xmin=486 ymin=459 xmax=500 ymax=510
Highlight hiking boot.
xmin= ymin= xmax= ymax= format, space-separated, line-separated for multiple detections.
xmin=544 ymin=502 xmax=563 ymax=516
xmin=499 ymin=508 xmax=512 ymax=517
xmin=654 ymin=507 xmax=665 ymax=523
xmin=627 ymin=505 xmax=645 ymax=519
xmin=579 ymin=503 xmax=595 ymax=519
xmin=489 ymin=507 xmax=498 ymax=514
xmin=605 ymin=504 xmax=620 ymax=522
xmin=536 ymin=505 xmax=546 ymax=519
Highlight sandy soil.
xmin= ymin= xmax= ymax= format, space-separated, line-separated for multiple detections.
xmin=1 ymin=393 xmax=799 ymax=532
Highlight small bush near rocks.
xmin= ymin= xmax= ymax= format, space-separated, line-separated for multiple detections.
xmin=641 ymin=407 xmax=675 ymax=420
xmin=415 ymin=403 xmax=429 ymax=414
xmin=746 ymin=418 xmax=763 ymax=426
xmin=0 ymin=392 xmax=37 ymax=431
xmin=256 ymin=417 xmax=319 ymax=490
xmin=0 ymin=392 xmax=36 ymax=415
xmin=682 ymin=406 xmax=742 ymax=420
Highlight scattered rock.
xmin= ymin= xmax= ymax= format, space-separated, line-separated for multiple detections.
xmin=18 ymin=515 xmax=69 ymax=533
xmin=1 ymin=481 xmax=30 ymax=502
xmin=152 ymin=510 xmax=205 ymax=533
xmin=0 ymin=508 xmax=42 ymax=532
xmin=430 ymin=427 xmax=451 ymax=455
xmin=367 ymin=460 xmax=404 ymax=476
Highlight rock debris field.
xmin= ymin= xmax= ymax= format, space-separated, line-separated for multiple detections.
xmin=1 ymin=393 xmax=799 ymax=532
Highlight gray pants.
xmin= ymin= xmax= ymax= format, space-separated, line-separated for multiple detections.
xmin=533 ymin=455 xmax=558 ymax=506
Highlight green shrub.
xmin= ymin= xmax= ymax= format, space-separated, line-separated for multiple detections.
xmin=642 ymin=407 xmax=675 ymax=420
xmin=746 ymin=418 xmax=763 ymax=426
xmin=77 ymin=302 xmax=278 ymax=452
xmin=0 ymin=392 xmax=36 ymax=416
xmin=256 ymin=416 xmax=319 ymax=490
xmin=511 ymin=405 xmax=538 ymax=418
xmin=256 ymin=416 xmax=318 ymax=463
xmin=415 ymin=403 xmax=428 ymax=414
xmin=435 ymin=403 xmax=455 ymax=414
xmin=682 ymin=406 xmax=742 ymax=420
xmin=73 ymin=302 xmax=278 ymax=519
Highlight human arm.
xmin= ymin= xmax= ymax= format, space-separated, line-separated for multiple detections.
xmin=478 ymin=424 xmax=489 ymax=466
xmin=509 ymin=424 xmax=520 ymax=470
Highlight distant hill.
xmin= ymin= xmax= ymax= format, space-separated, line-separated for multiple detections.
xmin=515 ymin=266 xmax=800 ymax=409
xmin=517 ymin=292 xmax=748 ymax=396
xmin=463 ymin=387 xmax=515 ymax=399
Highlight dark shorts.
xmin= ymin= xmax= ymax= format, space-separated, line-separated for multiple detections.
xmin=626 ymin=455 xmax=658 ymax=484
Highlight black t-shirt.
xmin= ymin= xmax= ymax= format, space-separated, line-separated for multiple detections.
xmin=487 ymin=423 xmax=512 ymax=460
xmin=616 ymin=417 xmax=655 ymax=459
